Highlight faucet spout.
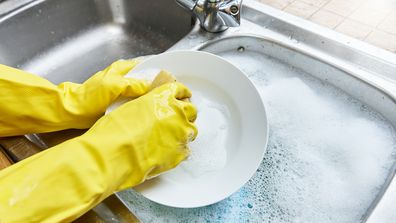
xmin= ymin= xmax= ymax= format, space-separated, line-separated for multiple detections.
xmin=176 ymin=0 xmax=242 ymax=33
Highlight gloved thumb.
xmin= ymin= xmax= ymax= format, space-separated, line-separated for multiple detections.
xmin=102 ymin=59 xmax=140 ymax=77
xmin=121 ymin=77 xmax=150 ymax=98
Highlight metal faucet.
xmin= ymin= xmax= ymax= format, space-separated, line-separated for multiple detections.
xmin=176 ymin=0 xmax=242 ymax=33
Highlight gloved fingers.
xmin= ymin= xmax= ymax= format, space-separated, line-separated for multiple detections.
xmin=179 ymin=107 xmax=198 ymax=143
xmin=145 ymin=143 xmax=191 ymax=179
xmin=147 ymin=155 xmax=185 ymax=179
xmin=102 ymin=59 xmax=140 ymax=77
xmin=149 ymin=70 xmax=177 ymax=90
xmin=177 ymin=144 xmax=191 ymax=161
xmin=178 ymin=100 xmax=198 ymax=123
xmin=187 ymin=123 xmax=198 ymax=142
xmin=120 ymin=77 xmax=150 ymax=98
xmin=171 ymin=82 xmax=193 ymax=100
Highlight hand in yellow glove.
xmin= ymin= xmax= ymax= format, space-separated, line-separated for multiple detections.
xmin=0 ymin=60 xmax=149 ymax=136
xmin=0 ymin=82 xmax=197 ymax=223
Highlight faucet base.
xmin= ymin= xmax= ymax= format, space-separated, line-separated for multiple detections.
xmin=176 ymin=0 xmax=242 ymax=33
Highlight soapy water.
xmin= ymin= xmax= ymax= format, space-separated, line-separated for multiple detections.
xmin=119 ymin=51 xmax=396 ymax=222
xmin=129 ymin=68 xmax=231 ymax=179
xmin=162 ymin=89 xmax=232 ymax=181
xmin=178 ymin=91 xmax=229 ymax=178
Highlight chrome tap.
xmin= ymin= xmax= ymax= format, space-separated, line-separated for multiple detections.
xmin=176 ymin=0 xmax=242 ymax=33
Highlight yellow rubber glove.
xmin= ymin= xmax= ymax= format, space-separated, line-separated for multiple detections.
xmin=0 ymin=60 xmax=149 ymax=136
xmin=0 ymin=82 xmax=197 ymax=223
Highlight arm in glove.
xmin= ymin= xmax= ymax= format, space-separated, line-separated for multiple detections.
xmin=0 ymin=60 xmax=149 ymax=136
xmin=0 ymin=82 xmax=197 ymax=223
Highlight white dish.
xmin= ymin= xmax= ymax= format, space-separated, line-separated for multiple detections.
xmin=106 ymin=51 xmax=268 ymax=208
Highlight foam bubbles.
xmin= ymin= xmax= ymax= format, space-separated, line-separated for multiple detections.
xmin=163 ymin=89 xmax=231 ymax=180
xmin=119 ymin=50 xmax=396 ymax=223
xmin=179 ymin=91 xmax=229 ymax=177
xmin=128 ymin=67 xmax=232 ymax=179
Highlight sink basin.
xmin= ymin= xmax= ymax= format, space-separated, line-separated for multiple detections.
xmin=1 ymin=0 xmax=396 ymax=222
xmin=204 ymin=36 xmax=396 ymax=222
xmin=0 ymin=0 xmax=193 ymax=83
xmin=120 ymin=34 xmax=396 ymax=222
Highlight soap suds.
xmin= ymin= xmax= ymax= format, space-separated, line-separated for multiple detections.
xmin=128 ymin=68 xmax=232 ymax=179
xmin=178 ymin=91 xmax=229 ymax=177
xmin=119 ymin=51 xmax=396 ymax=223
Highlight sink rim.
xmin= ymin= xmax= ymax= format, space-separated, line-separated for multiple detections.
xmin=197 ymin=34 xmax=396 ymax=104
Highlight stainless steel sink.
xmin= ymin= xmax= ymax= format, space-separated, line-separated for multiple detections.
xmin=0 ymin=0 xmax=193 ymax=83
xmin=1 ymin=0 xmax=396 ymax=222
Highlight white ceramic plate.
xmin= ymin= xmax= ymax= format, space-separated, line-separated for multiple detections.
xmin=107 ymin=51 xmax=268 ymax=208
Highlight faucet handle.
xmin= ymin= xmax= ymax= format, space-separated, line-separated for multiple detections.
xmin=218 ymin=0 xmax=242 ymax=27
